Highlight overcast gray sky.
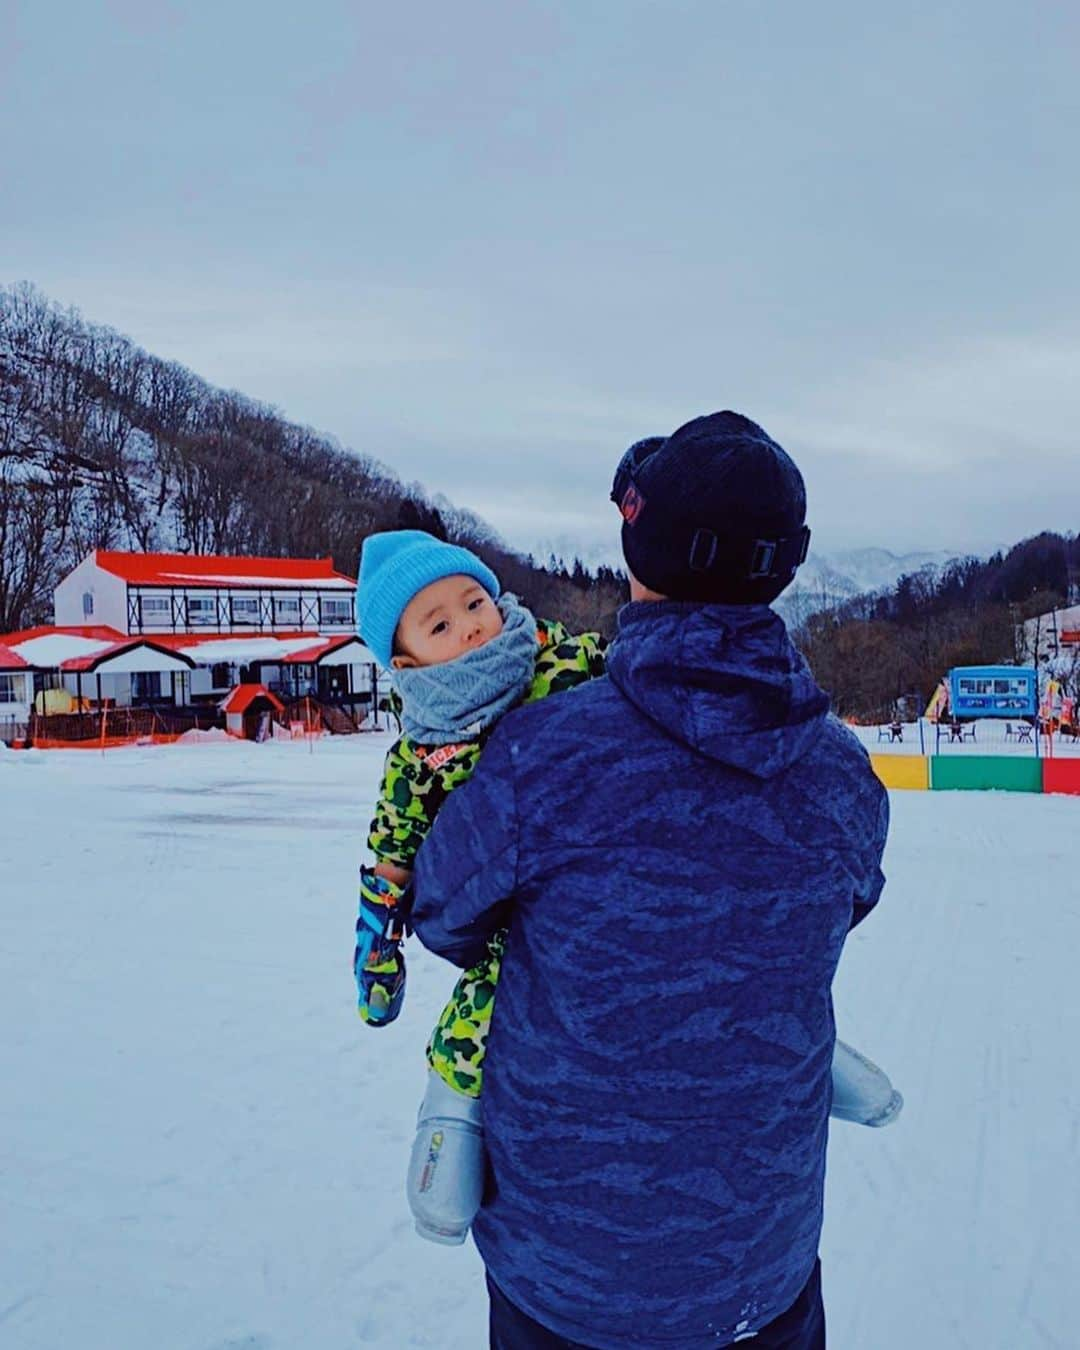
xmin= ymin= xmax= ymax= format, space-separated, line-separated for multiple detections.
xmin=4 ymin=0 xmax=1078 ymax=563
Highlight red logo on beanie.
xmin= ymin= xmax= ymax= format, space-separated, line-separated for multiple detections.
xmin=620 ymin=484 xmax=645 ymax=524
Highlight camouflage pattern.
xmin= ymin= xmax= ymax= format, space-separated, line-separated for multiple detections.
xmin=364 ymin=619 xmax=606 ymax=1094
xmin=425 ymin=930 xmax=505 ymax=1094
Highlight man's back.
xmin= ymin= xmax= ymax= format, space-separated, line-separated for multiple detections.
xmin=413 ymin=602 xmax=888 ymax=1349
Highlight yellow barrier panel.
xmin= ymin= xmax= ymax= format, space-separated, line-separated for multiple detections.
xmin=870 ymin=754 xmax=930 ymax=790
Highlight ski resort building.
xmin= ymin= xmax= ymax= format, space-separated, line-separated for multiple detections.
xmin=0 ymin=551 xmax=384 ymax=746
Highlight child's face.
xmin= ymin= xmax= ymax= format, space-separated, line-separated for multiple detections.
xmin=391 ymin=574 xmax=504 ymax=669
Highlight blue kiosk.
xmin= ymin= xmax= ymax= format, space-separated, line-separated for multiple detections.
xmin=947 ymin=666 xmax=1038 ymax=719
xmin=934 ymin=665 xmax=1039 ymax=752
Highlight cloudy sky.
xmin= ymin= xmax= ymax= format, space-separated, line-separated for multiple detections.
xmin=4 ymin=0 xmax=1078 ymax=564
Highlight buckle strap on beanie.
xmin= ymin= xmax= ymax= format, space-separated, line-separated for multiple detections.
xmin=687 ymin=526 xmax=812 ymax=579
xmin=392 ymin=595 xmax=540 ymax=746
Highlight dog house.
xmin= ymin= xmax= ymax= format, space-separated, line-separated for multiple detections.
xmin=221 ymin=684 xmax=285 ymax=740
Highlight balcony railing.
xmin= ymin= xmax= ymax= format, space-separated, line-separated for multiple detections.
xmin=127 ymin=587 xmax=354 ymax=635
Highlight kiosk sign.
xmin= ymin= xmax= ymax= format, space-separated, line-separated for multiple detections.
xmin=948 ymin=666 xmax=1038 ymax=718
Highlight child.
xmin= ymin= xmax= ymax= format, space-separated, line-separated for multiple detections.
xmin=353 ymin=529 xmax=902 ymax=1247
xmin=353 ymin=529 xmax=607 ymax=1244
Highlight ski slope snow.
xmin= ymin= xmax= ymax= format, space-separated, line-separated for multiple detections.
xmin=1 ymin=738 xmax=1077 ymax=1349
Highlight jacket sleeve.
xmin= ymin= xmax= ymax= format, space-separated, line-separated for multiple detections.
xmin=410 ymin=727 xmax=519 ymax=969
xmin=849 ymin=780 xmax=889 ymax=930
xmin=366 ymin=741 xmax=447 ymax=868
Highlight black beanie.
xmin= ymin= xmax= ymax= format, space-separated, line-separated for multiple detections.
xmin=613 ymin=411 xmax=810 ymax=604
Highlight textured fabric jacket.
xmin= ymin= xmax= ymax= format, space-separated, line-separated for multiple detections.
xmin=411 ymin=601 xmax=889 ymax=1349
xmin=367 ymin=619 xmax=607 ymax=868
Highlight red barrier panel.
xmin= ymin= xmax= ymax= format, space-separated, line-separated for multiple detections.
xmin=1042 ymin=759 xmax=1080 ymax=796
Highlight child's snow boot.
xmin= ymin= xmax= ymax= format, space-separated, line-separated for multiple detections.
xmin=406 ymin=1070 xmax=484 ymax=1245
xmin=830 ymin=1039 xmax=904 ymax=1127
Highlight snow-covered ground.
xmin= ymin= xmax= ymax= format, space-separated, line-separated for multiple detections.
xmin=2 ymin=738 xmax=1078 ymax=1349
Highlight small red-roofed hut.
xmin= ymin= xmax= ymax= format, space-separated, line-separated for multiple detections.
xmin=221 ymin=684 xmax=285 ymax=739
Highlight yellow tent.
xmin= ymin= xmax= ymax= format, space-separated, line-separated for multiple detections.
xmin=33 ymin=688 xmax=89 ymax=715
xmin=924 ymin=681 xmax=949 ymax=722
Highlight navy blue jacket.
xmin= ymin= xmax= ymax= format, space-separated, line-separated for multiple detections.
xmin=412 ymin=601 xmax=888 ymax=1349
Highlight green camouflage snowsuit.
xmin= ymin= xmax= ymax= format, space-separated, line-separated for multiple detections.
xmin=366 ymin=619 xmax=606 ymax=1096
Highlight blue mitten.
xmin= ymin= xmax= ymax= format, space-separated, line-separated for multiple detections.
xmin=354 ymin=867 xmax=409 ymax=1026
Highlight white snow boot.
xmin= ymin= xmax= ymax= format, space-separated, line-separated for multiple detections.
xmin=406 ymin=1070 xmax=485 ymax=1245
xmin=830 ymin=1039 xmax=904 ymax=1127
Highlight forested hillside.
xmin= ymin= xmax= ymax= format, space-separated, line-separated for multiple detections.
xmin=796 ymin=533 xmax=1080 ymax=720
xmin=0 ymin=284 xmax=626 ymax=634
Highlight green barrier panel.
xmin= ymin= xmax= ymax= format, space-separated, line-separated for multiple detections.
xmin=929 ymin=756 xmax=1043 ymax=792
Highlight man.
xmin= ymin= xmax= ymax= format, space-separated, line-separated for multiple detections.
xmin=410 ymin=411 xmax=889 ymax=1349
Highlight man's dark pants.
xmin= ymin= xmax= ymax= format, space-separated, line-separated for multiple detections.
xmin=487 ymin=1260 xmax=825 ymax=1349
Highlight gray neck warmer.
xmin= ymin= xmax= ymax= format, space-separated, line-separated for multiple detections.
xmin=392 ymin=594 xmax=539 ymax=746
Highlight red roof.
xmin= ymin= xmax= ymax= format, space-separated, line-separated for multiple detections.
xmin=148 ymin=632 xmax=370 ymax=665
xmin=0 ymin=625 xmax=127 ymax=647
xmin=0 ymin=644 xmax=29 ymax=670
xmin=149 ymin=630 xmax=317 ymax=650
xmin=0 ymin=626 xmax=370 ymax=670
xmin=0 ymin=628 xmax=201 ymax=673
xmin=221 ymin=684 xmax=286 ymax=715
xmin=276 ymin=635 xmax=366 ymax=664
xmin=62 ymin=639 xmax=197 ymax=673
xmin=93 ymin=550 xmax=355 ymax=587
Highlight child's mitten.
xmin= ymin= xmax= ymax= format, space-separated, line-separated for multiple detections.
xmin=355 ymin=867 xmax=410 ymax=1026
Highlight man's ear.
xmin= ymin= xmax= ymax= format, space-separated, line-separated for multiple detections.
xmin=391 ymin=653 xmax=417 ymax=670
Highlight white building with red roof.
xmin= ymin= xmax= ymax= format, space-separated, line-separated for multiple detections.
xmin=1 ymin=551 xmax=384 ymax=745
xmin=55 ymin=549 xmax=357 ymax=634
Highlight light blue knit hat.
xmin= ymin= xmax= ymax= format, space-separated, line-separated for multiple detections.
xmin=355 ymin=530 xmax=501 ymax=668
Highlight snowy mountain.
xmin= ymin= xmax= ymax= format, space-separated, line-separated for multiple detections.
xmin=524 ymin=532 xmax=625 ymax=573
xmin=527 ymin=533 xmax=964 ymax=604
xmin=774 ymin=547 xmax=963 ymax=627
xmin=792 ymin=547 xmax=961 ymax=601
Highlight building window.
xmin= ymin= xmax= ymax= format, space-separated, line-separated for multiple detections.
xmin=186 ymin=595 xmax=218 ymax=626
xmin=230 ymin=595 xmax=260 ymax=625
xmin=82 ymin=591 xmax=94 ymax=617
xmin=291 ymin=663 xmax=316 ymax=695
xmin=132 ymin=672 xmax=162 ymax=702
xmin=210 ymin=662 xmax=231 ymax=689
xmin=273 ymin=595 xmax=301 ymax=625
xmin=139 ymin=595 xmax=172 ymax=625
xmin=319 ymin=596 xmax=353 ymax=626
xmin=0 ymin=673 xmax=27 ymax=704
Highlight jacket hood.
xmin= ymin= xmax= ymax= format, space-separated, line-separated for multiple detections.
xmin=607 ymin=601 xmax=830 ymax=778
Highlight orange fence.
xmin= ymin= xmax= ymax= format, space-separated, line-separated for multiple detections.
xmin=12 ymin=696 xmax=363 ymax=751
xmin=27 ymin=706 xmax=227 ymax=749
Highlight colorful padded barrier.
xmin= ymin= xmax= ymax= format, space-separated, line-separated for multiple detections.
xmin=868 ymin=753 xmax=1080 ymax=794
xmin=1041 ymin=760 xmax=1080 ymax=796
xmin=868 ymin=755 xmax=930 ymax=790
xmin=929 ymin=757 xmax=1043 ymax=793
